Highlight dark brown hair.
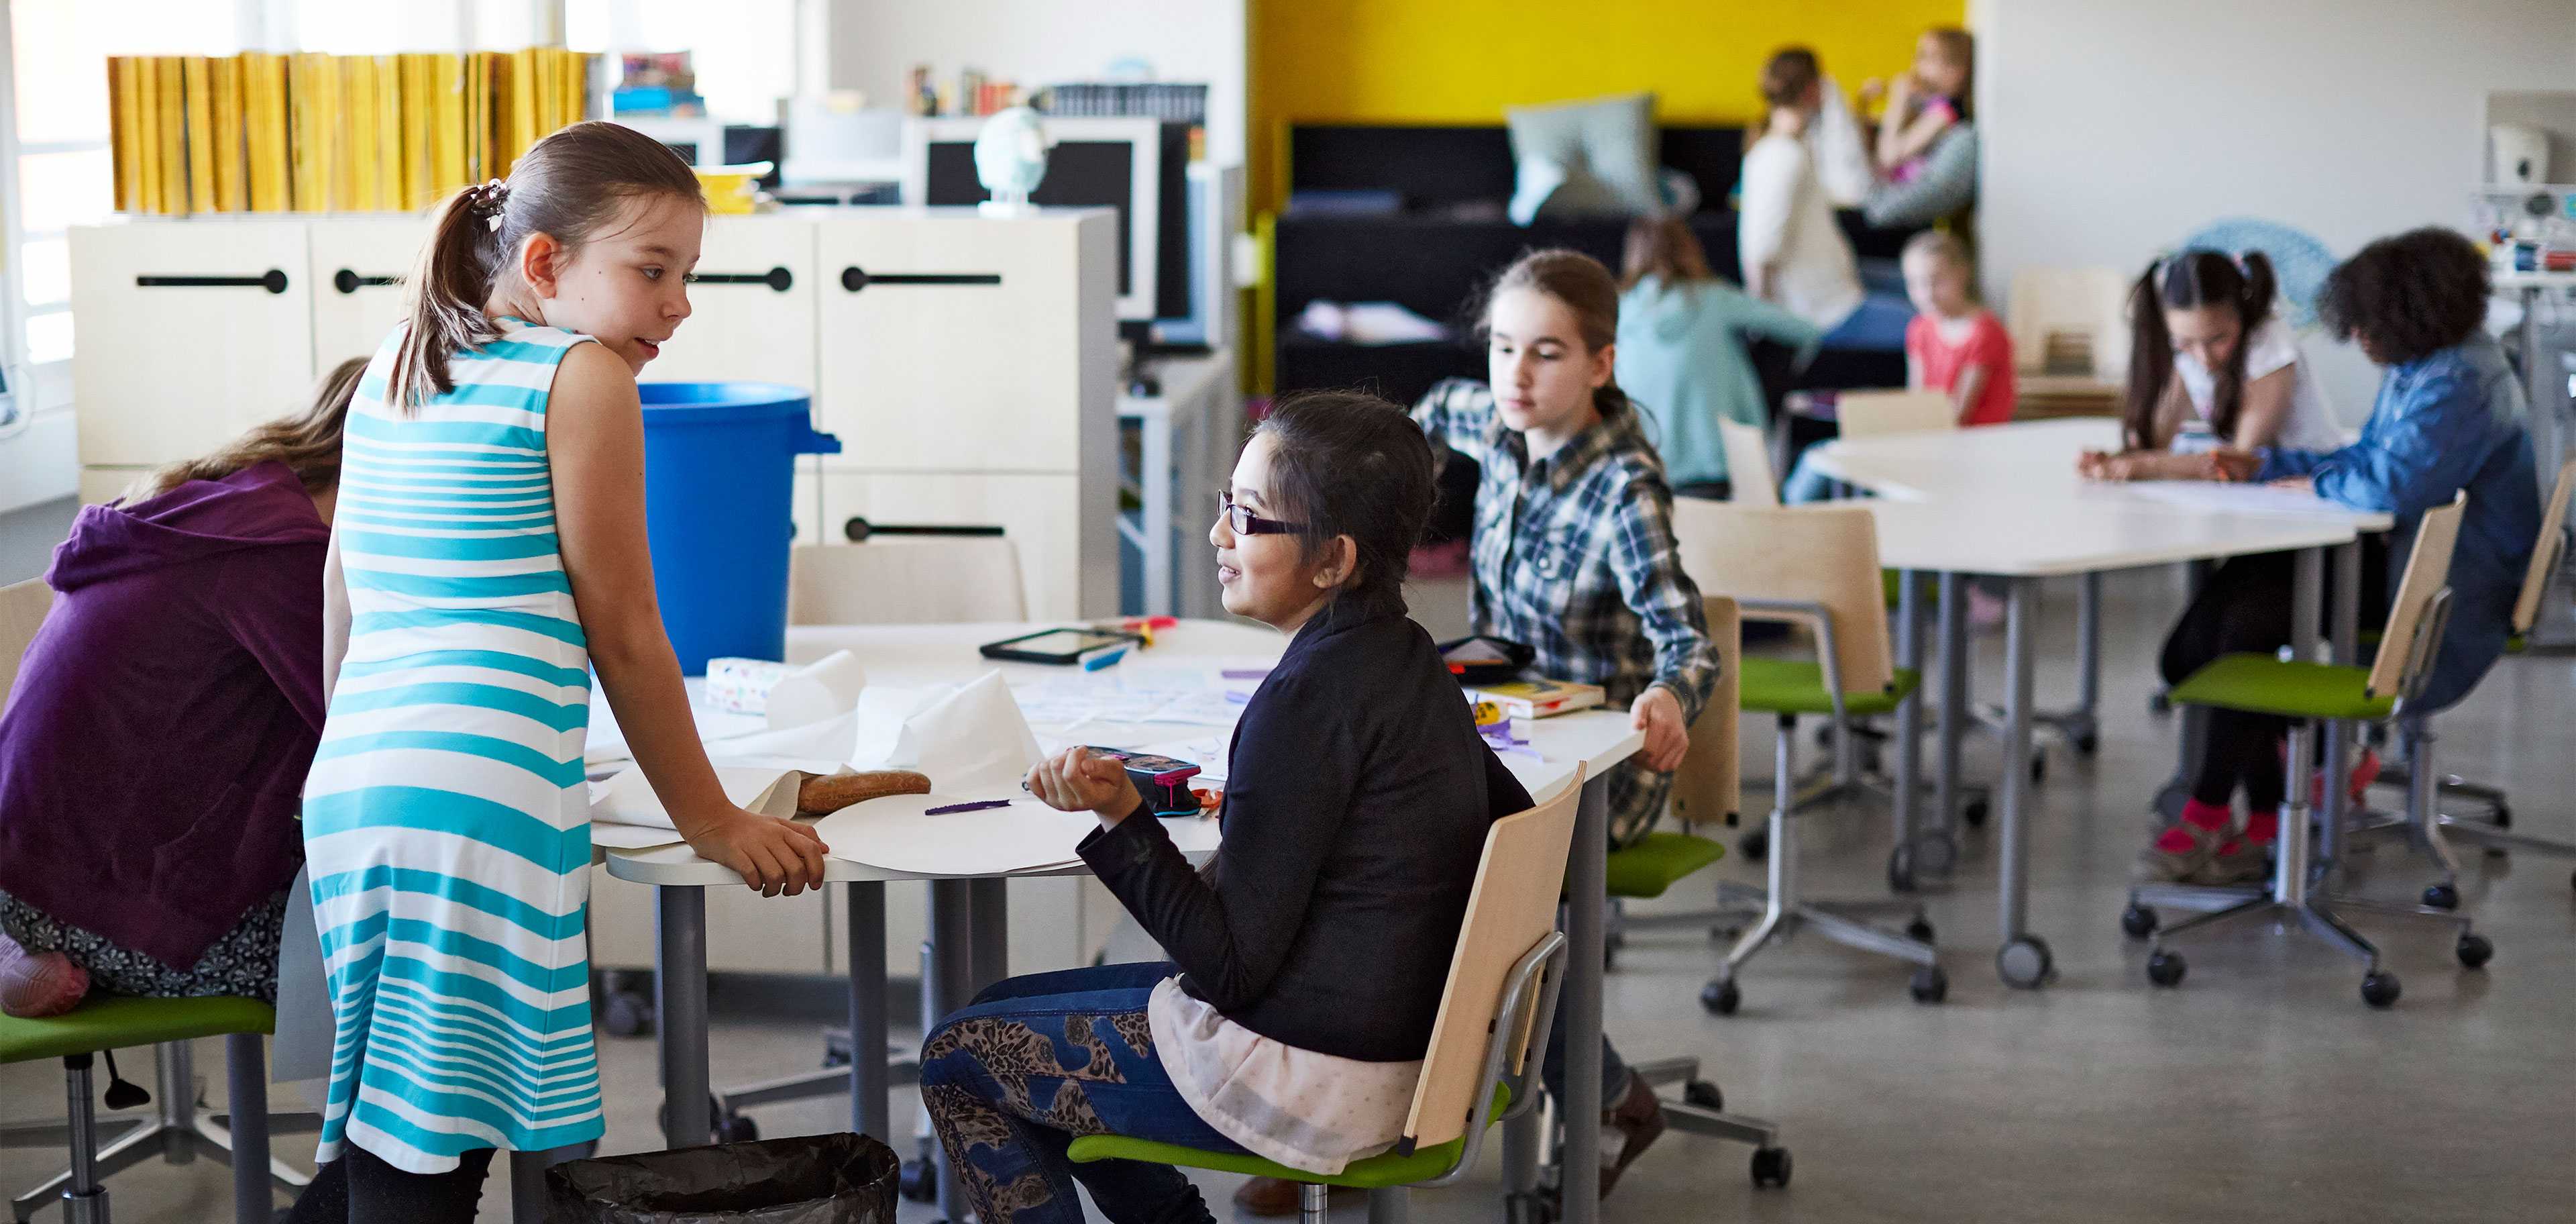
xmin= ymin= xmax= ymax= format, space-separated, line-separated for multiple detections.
xmin=1478 ymin=248 xmax=1633 ymax=421
xmin=1250 ymin=391 xmax=1437 ymax=604
xmin=1761 ymin=47 xmax=1821 ymax=110
xmin=1621 ymin=215 xmax=1716 ymax=291
xmin=136 ymin=356 xmax=368 ymax=499
xmin=385 ymin=120 xmax=704 ymax=410
xmin=2317 ymin=227 xmax=2491 ymax=366
xmin=1922 ymin=28 xmax=1976 ymax=120
xmin=2123 ymin=249 xmax=2278 ymax=450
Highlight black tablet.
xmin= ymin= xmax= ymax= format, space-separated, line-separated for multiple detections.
xmin=978 ymin=627 xmax=1139 ymax=665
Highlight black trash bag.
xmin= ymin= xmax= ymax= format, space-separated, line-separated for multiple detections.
xmin=546 ymin=1133 xmax=898 ymax=1224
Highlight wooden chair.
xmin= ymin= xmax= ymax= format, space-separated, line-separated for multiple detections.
xmin=787 ymin=538 xmax=1028 ymax=625
xmin=1717 ymin=420 xmax=1780 ymax=506
xmin=1669 ymin=499 xmax=1945 ymax=1013
xmin=1066 ymin=767 xmax=1589 ymax=1221
xmin=0 ymin=578 xmax=52 ymax=708
xmin=2136 ymin=495 xmax=2483 ymax=1007
xmin=1833 ymin=389 xmax=1956 ymax=440
xmin=2006 ymin=265 xmax=2131 ymax=382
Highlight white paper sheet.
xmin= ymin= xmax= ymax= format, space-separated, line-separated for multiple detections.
xmin=810 ymin=793 xmax=1094 ymax=876
xmin=886 ymin=672 xmax=1045 ymax=796
xmin=2123 ymin=481 xmax=2357 ymax=519
xmin=585 ymin=676 xmax=768 ymax=767
xmin=591 ymin=764 xmax=810 ymax=829
xmin=767 ymin=649 xmax=868 ymax=729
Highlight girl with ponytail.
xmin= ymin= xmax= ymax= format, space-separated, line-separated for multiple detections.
xmin=2077 ymin=248 xmax=2340 ymax=480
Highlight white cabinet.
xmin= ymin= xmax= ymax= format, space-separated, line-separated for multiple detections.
xmin=308 ymin=217 xmax=432 ymax=370
xmin=70 ymin=220 xmax=316 ymax=466
xmin=645 ymin=215 xmax=820 ymax=394
xmin=796 ymin=470 xmax=1115 ymax=619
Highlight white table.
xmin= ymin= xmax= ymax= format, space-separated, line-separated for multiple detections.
xmin=1117 ymin=349 xmax=1238 ymax=620
xmin=601 ymin=619 xmax=1642 ymax=1223
xmin=1809 ymin=423 xmax=2390 ymax=985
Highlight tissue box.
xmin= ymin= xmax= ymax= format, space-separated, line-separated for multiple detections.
xmin=704 ymin=657 xmax=796 ymax=715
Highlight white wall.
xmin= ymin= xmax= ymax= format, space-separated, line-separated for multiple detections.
xmin=820 ymin=0 xmax=1245 ymax=166
xmin=1978 ymin=0 xmax=2576 ymax=420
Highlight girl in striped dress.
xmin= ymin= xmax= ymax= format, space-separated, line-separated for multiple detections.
xmin=292 ymin=122 xmax=828 ymax=1221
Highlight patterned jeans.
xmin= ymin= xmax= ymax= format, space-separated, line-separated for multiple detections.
xmin=920 ymin=962 xmax=1242 ymax=1224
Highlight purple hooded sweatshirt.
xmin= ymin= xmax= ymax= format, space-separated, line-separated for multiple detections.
xmin=0 ymin=460 xmax=326 ymax=970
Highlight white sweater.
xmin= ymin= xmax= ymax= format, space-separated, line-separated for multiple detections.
xmin=1737 ymin=132 xmax=1863 ymax=332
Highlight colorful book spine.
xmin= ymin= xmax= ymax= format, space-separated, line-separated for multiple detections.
xmin=152 ymin=57 xmax=186 ymax=215
xmin=241 ymin=52 xmax=290 ymax=212
xmin=288 ymin=52 xmax=341 ymax=211
xmin=180 ymin=58 xmax=217 ymax=213
xmin=209 ymin=56 xmax=245 ymax=212
xmin=106 ymin=58 xmax=138 ymax=212
xmin=340 ymin=56 xmax=379 ymax=213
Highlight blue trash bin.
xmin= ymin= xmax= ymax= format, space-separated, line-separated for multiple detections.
xmin=637 ymin=382 xmax=840 ymax=674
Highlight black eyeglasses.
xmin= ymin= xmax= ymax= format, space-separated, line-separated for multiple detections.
xmin=1218 ymin=492 xmax=1303 ymax=536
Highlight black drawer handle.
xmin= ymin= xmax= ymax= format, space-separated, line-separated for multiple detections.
xmin=844 ymin=517 xmax=1006 ymax=542
xmin=332 ymin=269 xmax=400 ymax=294
xmin=840 ymin=266 xmax=1002 ymax=293
xmin=137 ymin=270 xmax=288 ymax=294
xmin=694 ymin=266 xmax=794 ymax=291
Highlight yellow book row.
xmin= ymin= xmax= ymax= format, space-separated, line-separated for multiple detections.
xmin=107 ymin=49 xmax=595 ymax=216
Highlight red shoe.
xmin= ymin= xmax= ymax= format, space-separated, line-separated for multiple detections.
xmin=2301 ymin=746 xmax=2382 ymax=807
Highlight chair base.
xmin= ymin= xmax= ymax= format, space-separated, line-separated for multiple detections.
xmin=2139 ymin=888 xmax=2470 ymax=1007
xmin=1 ymin=1039 xmax=311 ymax=1224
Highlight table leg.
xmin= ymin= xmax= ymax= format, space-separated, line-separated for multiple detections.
xmin=654 ymin=886 xmax=712 ymax=1148
xmin=2076 ymin=570 xmax=2102 ymax=740
xmin=928 ymin=880 xmax=976 ymax=1223
xmin=969 ymin=878 xmax=1009 ymax=993
xmin=2320 ymin=542 xmax=2362 ymax=868
xmin=1894 ymin=570 xmax=1926 ymax=878
xmin=225 ymin=1033 xmax=270 ymax=1224
xmin=1995 ymin=578 xmax=2051 ymax=988
xmin=1559 ymin=774 xmax=1609 ymax=1221
xmin=847 ymin=881 xmax=890 ymax=1143
xmin=1143 ymin=409 xmax=1174 ymax=619
xmin=1935 ymin=571 xmax=1966 ymax=836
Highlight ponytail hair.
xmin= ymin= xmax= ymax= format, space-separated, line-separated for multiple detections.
xmin=385 ymin=121 xmax=704 ymax=411
xmin=135 ymin=356 xmax=368 ymax=501
xmin=1477 ymin=247 xmax=1634 ymax=423
xmin=2121 ymin=248 xmax=2277 ymax=450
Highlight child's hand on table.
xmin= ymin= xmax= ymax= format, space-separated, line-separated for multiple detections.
xmin=681 ymin=807 xmax=830 ymax=897
xmin=1027 ymin=747 xmax=1145 ymax=828
xmin=2208 ymin=448 xmax=2263 ymax=482
xmin=2269 ymin=477 xmax=2314 ymax=494
xmin=1631 ymin=687 xmax=1688 ymax=773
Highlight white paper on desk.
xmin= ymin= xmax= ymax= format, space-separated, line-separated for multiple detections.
xmin=590 ymin=764 xmax=811 ymax=831
xmin=2123 ymin=480 xmax=2354 ymax=519
xmin=707 ymin=709 xmax=862 ymax=774
xmin=767 ymin=650 xmax=867 ymax=730
xmin=886 ymin=671 xmax=1046 ymax=795
xmin=585 ymin=677 xmax=767 ymax=767
xmin=811 ymin=793 xmax=1090 ymax=876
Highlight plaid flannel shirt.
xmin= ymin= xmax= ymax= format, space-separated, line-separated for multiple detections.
xmin=1413 ymin=378 xmax=1719 ymax=846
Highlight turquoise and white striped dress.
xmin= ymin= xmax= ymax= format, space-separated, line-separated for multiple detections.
xmin=304 ymin=319 xmax=604 ymax=1172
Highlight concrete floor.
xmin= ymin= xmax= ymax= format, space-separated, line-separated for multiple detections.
xmin=5 ymin=567 xmax=2573 ymax=1222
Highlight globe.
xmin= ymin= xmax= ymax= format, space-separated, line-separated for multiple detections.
xmin=974 ymin=107 xmax=1051 ymax=213
xmin=2178 ymin=217 xmax=2339 ymax=329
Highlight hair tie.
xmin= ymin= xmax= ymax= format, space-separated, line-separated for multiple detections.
xmin=466 ymin=178 xmax=510 ymax=219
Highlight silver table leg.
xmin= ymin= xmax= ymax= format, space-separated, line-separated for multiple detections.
xmin=655 ymin=886 xmax=712 ymax=1149
xmin=2320 ymin=540 xmax=2363 ymax=867
xmin=1935 ymin=570 xmax=1967 ymax=836
xmin=1995 ymin=577 xmax=2051 ymax=987
xmin=928 ymin=880 xmax=977 ymax=1222
xmin=847 ymin=881 xmax=890 ymax=1143
xmin=1892 ymin=570 xmax=1931 ymax=882
xmin=1558 ymin=774 xmax=1611 ymax=1220
xmin=968 ymin=878 xmax=1009 ymax=993
xmin=224 ymin=1034 xmax=270 ymax=1224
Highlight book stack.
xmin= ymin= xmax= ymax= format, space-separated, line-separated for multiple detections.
xmin=107 ymin=48 xmax=597 ymax=216
xmin=1034 ymin=83 xmax=1208 ymax=125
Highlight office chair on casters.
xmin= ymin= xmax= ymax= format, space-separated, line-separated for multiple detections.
xmin=2127 ymin=495 xmax=2489 ymax=1007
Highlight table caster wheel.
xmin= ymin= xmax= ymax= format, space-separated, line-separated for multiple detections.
xmin=602 ymin=988 xmax=655 ymax=1038
xmin=898 ymin=1159 xmax=938 ymax=1203
xmin=1905 ymin=916 xmax=1935 ymax=943
xmin=2029 ymin=754 xmax=2048 ymax=784
xmin=2148 ymin=691 xmax=2171 ymax=716
xmin=2146 ymin=949 xmax=2186 ymax=987
xmin=1506 ymin=1189 xmax=1561 ymax=1224
xmin=714 ymin=1111 xmax=759 ymax=1142
xmin=2422 ymin=882 xmax=2459 ymax=911
xmin=655 ymin=1095 xmax=738 ymax=1143
xmin=1962 ymin=797 xmax=1989 ymax=828
xmin=1738 ymin=827 xmax=1768 ymax=862
xmin=1750 ymin=1146 xmax=1793 ymax=1188
xmin=1909 ymin=964 xmax=1948 ymax=1003
xmin=2493 ymin=804 xmax=2512 ymax=829
xmin=2361 ymin=970 xmax=2402 ymax=1008
xmin=1996 ymin=936 xmax=2053 ymax=988
xmin=1701 ymin=978 xmax=1741 ymax=1016
xmin=1683 ymin=1080 xmax=1724 ymax=1111
xmin=2455 ymin=933 xmax=2493 ymax=969
xmin=2074 ymin=730 xmax=2100 ymax=754
xmin=1888 ymin=845 xmax=1918 ymax=893
xmin=2121 ymin=903 xmax=2158 ymax=939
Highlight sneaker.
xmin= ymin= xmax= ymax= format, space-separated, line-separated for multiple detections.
xmin=2134 ymin=799 xmax=2232 ymax=882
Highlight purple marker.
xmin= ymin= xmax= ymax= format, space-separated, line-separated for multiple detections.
xmin=925 ymin=800 xmax=1012 ymax=816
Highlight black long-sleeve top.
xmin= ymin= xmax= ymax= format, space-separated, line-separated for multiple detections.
xmin=1076 ymin=587 xmax=1534 ymax=1062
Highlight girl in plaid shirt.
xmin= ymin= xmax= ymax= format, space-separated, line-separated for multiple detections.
xmin=1409 ymin=248 xmax=1719 ymax=1196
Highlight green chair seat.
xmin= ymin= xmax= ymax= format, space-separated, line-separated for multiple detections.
xmin=1067 ymin=1087 xmax=1509 ymax=1190
xmin=1739 ymin=659 xmax=1920 ymax=717
xmin=0 ymin=995 xmax=274 ymax=1065
xmin=2165 ymin=654 xmax=2395 ymax=722
xmin=1605 ymin=831 xmax=1726 ymax=900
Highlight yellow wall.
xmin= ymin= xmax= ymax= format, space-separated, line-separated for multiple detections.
xmin=1248 ymin=0 xmax=1967 ymax=212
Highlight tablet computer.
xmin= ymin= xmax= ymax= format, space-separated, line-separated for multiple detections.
xmin=978 ymin=627 xmax=1139 ymax=665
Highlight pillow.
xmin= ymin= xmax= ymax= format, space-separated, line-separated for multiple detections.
xmin=1504 ymin=93 xmax=1661 ymax=225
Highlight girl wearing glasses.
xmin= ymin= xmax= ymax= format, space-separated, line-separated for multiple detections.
xmin=920 ymin=393 xmax=1534 ymax=1224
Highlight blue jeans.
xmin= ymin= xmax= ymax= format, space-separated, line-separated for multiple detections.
xmin=1820 ymin=288 xmax=1913 ymax=352
xmin=920 ymin=962 xmax=1240 ymax=1224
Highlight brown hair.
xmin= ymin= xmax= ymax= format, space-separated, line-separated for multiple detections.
xmin=2124 ymin=249 xmax=2279 ymax=450
xmin=1621 ymin=215 xmax=1715 ymax=291
xmin=1923 ymin=28 xmax=1976 ymax=120
xmin=385 ymin=120 xmax=704 ymax=411
xmin=1760 ymin=47 xmax=1821 ymax=110
xmin=136 ymin=356 xmax=368 ymax=500
xmin=1478 ymin=248 xmax=1631 ymax=421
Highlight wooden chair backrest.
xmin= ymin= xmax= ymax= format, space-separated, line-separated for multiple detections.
xmin=788 ymin=540 xmax=1028 ymax=625
xmin=1401 ymin=763 xmax=1585 ymax=1150
xmin=0 ymin=578 xmax=53 ymax=711
xmin=1717 ymin=420 xmax=1779 ymax=506
xmin=1670 ymin=498 xmax=1896 ymax=695
xmin=2007 ymin=264 xmax=2132 ymax=380
xmin=1835 ymin=390 xmax=1955 ymax=440
xmin=2371 ymin=493 xmax=2467 ymax=699
xmin=1670 ymin=597 xmax=1741 ymax=827
xmin=2512 ymin=458 xmax=2576 ymax=634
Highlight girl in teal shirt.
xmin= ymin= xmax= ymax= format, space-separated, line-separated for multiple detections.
xmin=1615 ymin=215 xmax=1822 ymax=499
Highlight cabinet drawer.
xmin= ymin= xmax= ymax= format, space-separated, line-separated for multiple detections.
xmin=308 ymin=217 xmax=430 ymax=370
xmin=71 ymin=221 xmax=316 ymax=467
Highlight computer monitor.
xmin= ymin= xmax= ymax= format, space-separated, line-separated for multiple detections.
xmin=903 ymin=116 xmax=1190 ymax=326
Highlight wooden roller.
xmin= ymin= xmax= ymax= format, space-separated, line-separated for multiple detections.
xmin=796 ymin=769 xmax=933 ymax=815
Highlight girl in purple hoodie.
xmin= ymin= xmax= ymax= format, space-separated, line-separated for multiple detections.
xmin=0 ymin=358 xmax=364 ymax=1017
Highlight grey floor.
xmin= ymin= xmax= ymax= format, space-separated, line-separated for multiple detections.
xmin=6 ymin=568 xmax=2574 ymax=1223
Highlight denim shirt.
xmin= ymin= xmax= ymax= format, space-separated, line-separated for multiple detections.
xmin=2255 ymin=333 xmax=2538 ymax=711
